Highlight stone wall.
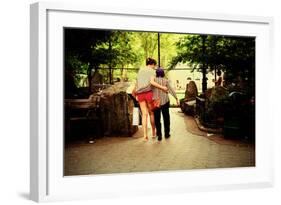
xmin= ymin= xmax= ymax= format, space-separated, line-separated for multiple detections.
xmin=91 ymin=82 xmax=138 ymax=137
xmin=180 ymin=80 xmax=198 ymax=115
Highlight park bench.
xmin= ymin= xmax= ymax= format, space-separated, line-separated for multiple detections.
xmin=195 ymin=96 xmax=205 ymax=120
xmin=65 ymin=95 xmax=103 ymax=141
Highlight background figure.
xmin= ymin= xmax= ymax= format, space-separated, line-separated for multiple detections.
xmin=214 ymin=70 xmax=222 ymax=86
xmin=153 ymin=68 xmax=179 ymax=141
xmin=133 ymin=58 xmax=168 ymax=141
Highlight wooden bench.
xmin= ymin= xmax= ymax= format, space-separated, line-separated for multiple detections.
xmin=65 ymin=96 xmax=103 ymax=141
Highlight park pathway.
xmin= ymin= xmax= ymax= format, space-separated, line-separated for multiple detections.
xmin=64 ymin=108 xmax=255 ymax=176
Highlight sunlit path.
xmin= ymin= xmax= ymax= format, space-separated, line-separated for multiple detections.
xmin=64 ymin=108 xmax=255 ymax=176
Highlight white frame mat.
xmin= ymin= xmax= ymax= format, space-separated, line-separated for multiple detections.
xmin=30 ymin=1 xmax=274 ymax=202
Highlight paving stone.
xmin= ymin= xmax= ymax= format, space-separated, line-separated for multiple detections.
xmin=64 ymin=108 xmax=255 ymax=176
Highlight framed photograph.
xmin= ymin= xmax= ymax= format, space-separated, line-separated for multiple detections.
xmin=30 ymin=1 xmax=274 ymax=202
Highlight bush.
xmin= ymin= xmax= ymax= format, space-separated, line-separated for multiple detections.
xmin=203 ymin=87 xmax=229 ymax=128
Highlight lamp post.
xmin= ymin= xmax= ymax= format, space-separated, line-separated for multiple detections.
xmin=158 ymin=33 xmax=161 ymax=67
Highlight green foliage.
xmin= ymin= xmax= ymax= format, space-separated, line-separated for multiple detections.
xmin=203 ymin=87 xmax=230 ymax=128
xmin=65 ymin=29 xmax=184 ymax=86
xmin=136 ymin=32 xmax=158 ymax=62
xmin=65 ymin=54 xmax=89 ymax=74
xmin=124 ymin=32 xmax=182 ymax=68
xmin=65 ymin=29 xmax=256 ymax=92
xmin=92 ymin=31 xmax=138 ymax=68
xmin=65 ymin=29 xmax=142 ymax=86
xmin=65 ymin=28 xmax=112 ymax=69
xmin=169 ymin=34 xmax=255 ymax=83
xmin=159 ymin=33 xmax=182 ymax=68
xmin=206 ymin=87 xmax=229 ymax=115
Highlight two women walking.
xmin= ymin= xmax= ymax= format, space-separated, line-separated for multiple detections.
xmin=133 ymin=57 xmax=178 ymax=141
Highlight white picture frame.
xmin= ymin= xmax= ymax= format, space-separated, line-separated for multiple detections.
xmin=30 ymin=1 xmax=274 ymax=202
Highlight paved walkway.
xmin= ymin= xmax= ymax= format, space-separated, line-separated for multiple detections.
xmin=64 ymin=109 xmax=255 ymax=176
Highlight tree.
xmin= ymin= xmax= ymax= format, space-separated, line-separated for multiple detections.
xmin=107 ymin=31 xmax=138 ymax=82
xmin=137 ymin=32 xmax=158 ymax=61
xmin=169 ymin=34 xmax=255 ymax=93
xmin=158 ymin=33 xmax=182 ymax=68
xmin=65 ymin=28 xmax=112 ymax=92
xmin=64 ymin=29 xmax=138 ymax=90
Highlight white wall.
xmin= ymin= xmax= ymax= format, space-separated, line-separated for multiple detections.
xmin=0 ymin=0 xmax=280 ymax=204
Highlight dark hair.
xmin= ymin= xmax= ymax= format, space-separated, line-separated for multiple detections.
xmin=217 ymin=70 xmax=222 ymax=76
xmin=156 ymin=68 xmax=165 ymax=78
xmin=146 ymin=57 xmax=157 ymax=66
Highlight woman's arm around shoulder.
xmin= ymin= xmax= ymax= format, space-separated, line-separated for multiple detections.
xmin=150 ymin=76 xmax=168 ymax=92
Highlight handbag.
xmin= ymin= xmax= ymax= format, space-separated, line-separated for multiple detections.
xmin=132 ymin=107 xmax=142 ymax=126
xmin=151 ymin=98 xmax=161 ymax=111
xmin=150 ymin=78 xmax=167 ymax=111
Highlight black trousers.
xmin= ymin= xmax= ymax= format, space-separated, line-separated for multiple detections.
xmin=154 ymin=102 xmax=170 ymax=137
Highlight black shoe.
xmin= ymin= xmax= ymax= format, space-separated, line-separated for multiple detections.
xmin=157 ymin=136 xmax=162 ymax=141
xmin=165 ymin=134 xmax=170 ymax=139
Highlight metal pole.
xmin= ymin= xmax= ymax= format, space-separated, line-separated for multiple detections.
xmin=158 ymin=33 xmax=160 ymax=67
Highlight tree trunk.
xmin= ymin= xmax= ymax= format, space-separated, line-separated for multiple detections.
xmin=121 ymin=65 xmax=124 ymax=82
xmin=202 ymin=35 xmax=207 ymax=93
xmin=87 ymin=64 xmax=92 ymax=94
